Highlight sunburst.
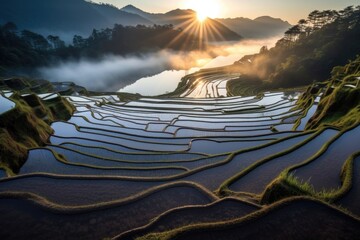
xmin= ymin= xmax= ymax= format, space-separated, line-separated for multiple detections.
xmin=184 ymin=0 xmax=221 ymax=23
xmin=161 ymin=0 xmax=225 ymax=51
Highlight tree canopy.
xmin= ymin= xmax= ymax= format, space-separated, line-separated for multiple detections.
xmin=234 ymin=5 xmax=360 ymax=88
xmin=0 ymin=23 xmax=204 ymax=74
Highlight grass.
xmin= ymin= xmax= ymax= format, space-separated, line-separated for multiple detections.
xmin=115 ymin=197 xmax=259 ymax=240
xmin=260 ymin=124 xmax=360 ymax=205
xmin=216 ymin=127 xmax=336 ymax=197
xmin=133 ymin=196 xmax=360 ymax=240
xmin=306 ymin=83 xmax=360 ymax=130
xmin=0 ymin=181 xmax=218 ymax=213
xmin=1 ymin=64 xmax=359 ymax=239
xmin=226 ymin=75 xmax=266 ymax=97
xmin=0 ymin=93 xmax=74 ymax=173
xmin=33 ymin=147 xmax=191 ymax=173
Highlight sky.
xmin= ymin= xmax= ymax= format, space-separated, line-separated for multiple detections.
xmin=93 ymin=0 xmax=359 ymax=24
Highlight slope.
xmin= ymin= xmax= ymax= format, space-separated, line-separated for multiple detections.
xmin=0 ymin=0 xmax=152 ymax=36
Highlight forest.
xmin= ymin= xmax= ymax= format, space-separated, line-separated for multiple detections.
xmin=0 ymin=23 xmax=203 ymax=74
xmin=232 ymin=6 xmax=360 ymax=88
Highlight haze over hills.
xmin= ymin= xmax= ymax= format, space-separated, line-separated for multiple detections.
xmin=0 ymin=0 xmax=290 ymax=42
xmin=0 ymin=0 xmax=152 ymax=38
xmin=216 ymin=16 xmax=292 ymax=39
xmin=122 ymin=4 xmax=291 ymax=40
xmin=121 ymin=5 xmax=242 ymax=42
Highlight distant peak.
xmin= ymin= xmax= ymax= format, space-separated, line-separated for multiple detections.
xmin=122 ymin=4 xmax=136 ymax=9
xmin=121 ymin=4 xmax=143 ymax=12
xmin=254 ymin=16 xmax=289 ymax=24
xmin=165 ymin=8 xmax=195 ymax=15
xmin=255 ymin=16 xmax=273 ymax=19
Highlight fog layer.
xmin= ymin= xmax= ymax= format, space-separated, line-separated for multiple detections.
xmin=38 ymin=38 xmax=278 ymax=92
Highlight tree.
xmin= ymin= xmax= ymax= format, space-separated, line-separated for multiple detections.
xmin=73 ymin=35 xmax=86 ymax=48
xmin=259 ymin=46 xmax=268 ymax=54
xmin=47 ymin=35 xmax=65 ymax=49
xmin=21 ymin=30 xmax=51 ymax=50
xmin=2 ymin=22 xmax=17 ymax=33
xmin=284 ymin=25 xmax=302 ymax=42
xmin=339 ymin=6 xmax=354 ymax=19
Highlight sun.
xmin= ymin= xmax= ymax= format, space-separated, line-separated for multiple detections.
xmin=183 ymin=0 xmax=221 ymax=22
xmin=197 ymin=11 xmax=208 ymax=22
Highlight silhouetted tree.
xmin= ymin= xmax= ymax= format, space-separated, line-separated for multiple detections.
xmin=340 ymin=6 xmax=354 ymax=18
xmin=73 ymin=35 xmax=86 ymax=48
xmin=47 ymin=35 xmax=65 ymax=49
xmin=284 ymin=25 xmax=302 ymax=42
xmin=2 ymin=22 xmax=17 ymax=33
xmin=21 ymin=30 xmax=50 ymax=50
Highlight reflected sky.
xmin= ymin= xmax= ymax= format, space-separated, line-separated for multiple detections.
xmin=119 ymin=38 xmax=278 ymax=96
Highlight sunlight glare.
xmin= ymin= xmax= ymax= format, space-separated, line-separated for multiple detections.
xmin=197 ymin=12 xmax=208 ymax=22
xmin=183 ymin=0 xmax=221 ymax=22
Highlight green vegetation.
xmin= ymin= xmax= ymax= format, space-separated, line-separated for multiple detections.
xmin=168 ymin=5 xmax=360 ymax=98
xmin=0 ymin=92 xmax=74 ymax=174
xmin=0 ymin=5 xmax=359 ymax=239
xmin=0 ymin=77 xmax=358 ymax=238
xmin=216 ymin=129 xmax=329 ymax=197
xmin=87 ymin=91 xmax=142 ymax=102
xmin=261 ymin=152 xmax=360 ymax=205
xmin=0 ymin=22 xmax=206 ymax=74
xmin=260 ymin=122 xmax=359 ymax=205
xmin=226 ymin=75 xmax=267 ymax=97
xmin=284 ymin=55 xmax=360 ymax=131
xmin=0 ymin=77 xmax=53 ymax=92
xmin=135 ymin=197 xmax=360 ymax=240
xmin=306 ymin=56 xmax=360 ymax=129
xmin=0 ymin=181 xmax=217 ymax=213
xmin=0 ymin=77 xmax=88 ymax=96
xmin=228 ymin=6 xmax=360 ymax=89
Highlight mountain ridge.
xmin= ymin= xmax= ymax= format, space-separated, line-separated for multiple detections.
xmin=121 ymin=5 xmax=242 ymax=42
xmin=216 ymin=16 xmax=292 ymax=39
xmin=0 ymin=0 xmax=153 ymax=38
xmin=121 ymin=4 xmax=291 ymax=40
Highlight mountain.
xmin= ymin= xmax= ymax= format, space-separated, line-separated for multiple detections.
xmin=216 ymin=16 xmax=292 ymax=39
xmin=90 ymin=3 xmax=153 ymax=27
xmin=121 ymin=4 xmax=156 ymax=20
xmin=121 ymin=5 xmax=242 ymax=42
xmin=0 ymin=0 xmax=153 ymax=38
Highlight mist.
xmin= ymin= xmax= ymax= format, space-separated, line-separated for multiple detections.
xmin=39 ymin=53 xmax=170 ymax=91
xmin=38 ymin=38 xmax=279 ymax=92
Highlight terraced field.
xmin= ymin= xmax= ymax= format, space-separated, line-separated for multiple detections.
xmin=0 ymin=73 xmax=359 ymax=239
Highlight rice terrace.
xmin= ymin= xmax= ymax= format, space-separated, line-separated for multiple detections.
xmin=0 ymin=0 xmax=360 ymax=239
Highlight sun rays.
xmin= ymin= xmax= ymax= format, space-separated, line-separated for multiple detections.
xmin=164 ymin=10 xmax=226 ymax=51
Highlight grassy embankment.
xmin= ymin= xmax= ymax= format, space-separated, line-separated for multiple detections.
xmin=258 ymin=57 xmax=360 ymax=204
xmin=0 ymin=78 xmax=75 ymax=175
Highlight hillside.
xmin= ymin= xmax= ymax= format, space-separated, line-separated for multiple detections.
xmin=0 ymin=22 xmax=207 ymax=74
xmin=228 ymin=6 xmax=360 ymax=89
xmin=121 ymin=5 xmax=242 ymax=42
xmin=217 ymin=16 xmax=292 ymax=39
xmin=0 ymin=0 xmax=152 ymax=37
xmin=305 ymin=56 xmax=360 ymax=130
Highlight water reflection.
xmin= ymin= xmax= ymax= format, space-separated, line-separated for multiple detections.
xmin=119 ymin=38 xmax=278 ymax=96
xmin=120 ymin=69 xmax=197 ymax=96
